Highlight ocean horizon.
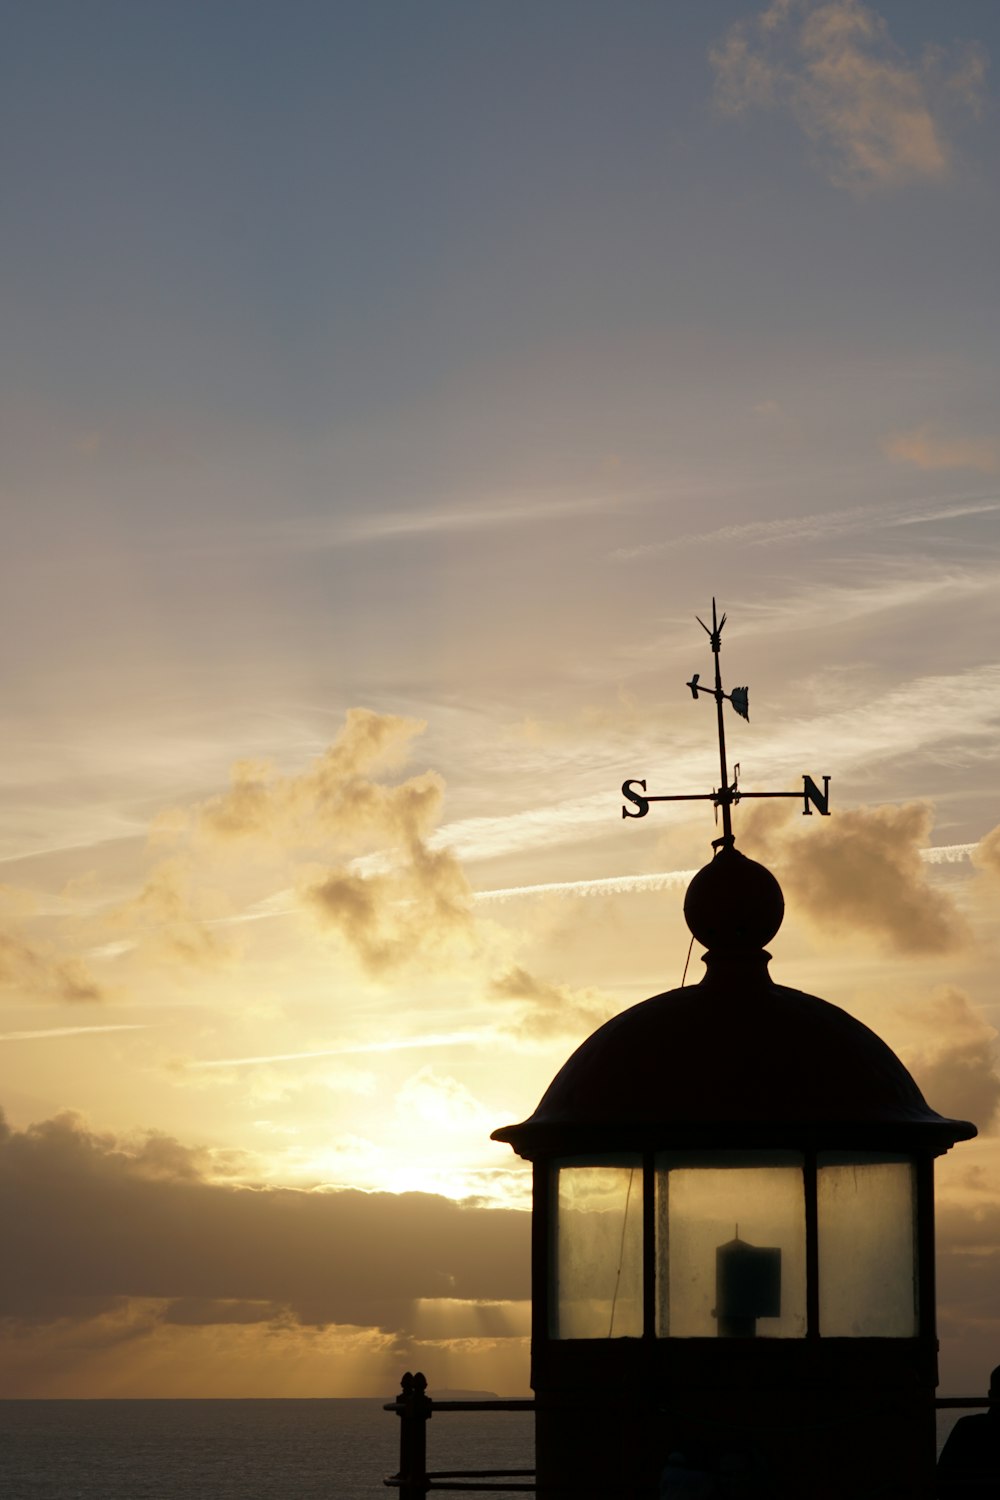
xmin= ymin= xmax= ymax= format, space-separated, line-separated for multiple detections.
xmin=0 ymin=1396 xmax=534 ymax=1500
xmin=0 ymin=1395 xmax=968 ymax=1498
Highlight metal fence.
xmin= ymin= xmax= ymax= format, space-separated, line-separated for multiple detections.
xmin=384 ymin=1372 xmax=996 ymax=1498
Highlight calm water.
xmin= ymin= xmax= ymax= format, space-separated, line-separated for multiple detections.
xmin=0 ymin=1398 xmax=968 ymax=1498
xmin=0 ymin=1399 xmax=534 ymax=1500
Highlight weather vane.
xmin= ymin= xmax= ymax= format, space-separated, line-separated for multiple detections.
xmin=621 ymin=598 xmax=830 ymax=849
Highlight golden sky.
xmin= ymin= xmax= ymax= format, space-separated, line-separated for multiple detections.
xmin=2 ymin=0 xmax=1000 ymax=1399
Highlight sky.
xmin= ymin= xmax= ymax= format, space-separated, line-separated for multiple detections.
xmin=1 ymin=0 xmax=999 ymax=1402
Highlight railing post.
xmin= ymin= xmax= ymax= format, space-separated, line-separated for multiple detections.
xmin=396 ymin=1370 xmax=432 ymax=1499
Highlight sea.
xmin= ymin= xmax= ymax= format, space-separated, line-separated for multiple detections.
xmin=0 ymin=1399 xmax=968 ymax=1498
xmin=0 ymin=1399 xmax=534 ymax=1500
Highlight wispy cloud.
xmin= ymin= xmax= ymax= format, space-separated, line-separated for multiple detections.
xmin=730 ymin=564 xmax=1000 ymax=646
xmin=611 ymin=493 xmax=1000 ymax=562
xmin=266 ymin=489 xmax=637 ymax=552
xmin=433 ymin=650 xmax=1000 ymax=870
xmin=710 ymin=0 xmax=988 ymax=194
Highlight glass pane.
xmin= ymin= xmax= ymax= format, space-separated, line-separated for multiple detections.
xmin=552 ymin=1159 xmax=643 ymax=1339
xmin=656 ymin=1153 xmax=806 ymax=1338
xmin=818 ymin=1155 xmax=917 ymax=1337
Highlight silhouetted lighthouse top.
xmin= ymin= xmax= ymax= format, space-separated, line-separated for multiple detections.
xmin=493 ymin=602 xmax=976 ymax=1160
xmin=493 ymin=841 xmax=976 ymax=1157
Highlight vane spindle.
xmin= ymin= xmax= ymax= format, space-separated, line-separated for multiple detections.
xmin=620 ymin=600 xmax=830 ymax=845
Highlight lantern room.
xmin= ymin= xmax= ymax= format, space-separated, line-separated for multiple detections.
xmin=492 ymin=846 xmax=976 ymax=1500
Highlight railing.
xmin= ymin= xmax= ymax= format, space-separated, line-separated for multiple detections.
xmin=383 ymin=1372 xmax=535 ymax=1496
xmin=384 ymin=1376 xmax=995 ymax=1498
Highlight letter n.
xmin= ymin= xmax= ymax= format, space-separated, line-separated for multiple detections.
xmin=802 ymin=775 xmax=831 ymax=816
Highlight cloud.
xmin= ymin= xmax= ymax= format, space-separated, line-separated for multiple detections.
xmin=396 ymin=1068 xmax=495 ymax=1135
xmin=743 ymin=800 xmax=965 ymax=954
xmin=304 ymin=834 xmax=476 ymax=978
xmin=0 ymin=713 xmax=473 ymax=998
xmin=178 ymin=708 xmax=428 ymax=849
xmin=972 ymin=825 xmax=1000 ymax=881
xmin=107 ymin=858 xmax=234 ymax=968
xmin=156 ymin=709 xmax=480 ymax=977
xmin=935 ymin=1197 xmax=1000 ymax=1392
xmin=161 ymin=1298 xmax=286 ymax=1327
xmin=489 ymin=965 xmax=615 ymax=1039
xmin=884 ymin=425 xmax=1000 ymax=475
xmin=295 ymin=720 xmax=478 ymax=975
xmin=262 ymin=489 xmax=636 ymax=552
xmin=432 ymin=636 xmax=1000 ymax=881
xmin=0 ymin=1108 xmax=529 ymax=1336
xmin=710 ymin=0 xmax=988 ymax=193
xmin=0 ymin=889 xmax=105 ymax=1004
xmin=904 ymin=989 xmax=1000 ymax=1133
xmin=610 ymin=494 xmax=1000 ymax=563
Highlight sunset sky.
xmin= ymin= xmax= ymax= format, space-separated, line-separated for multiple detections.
xmin=2 ymin=0 xmax=1000 ymax=1401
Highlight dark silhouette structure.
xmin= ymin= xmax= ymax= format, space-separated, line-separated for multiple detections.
xmin=937 ymin=1366 xmax=1000 ymax=1497
xmin=490 ymin=604 xmax=977 ymax=1499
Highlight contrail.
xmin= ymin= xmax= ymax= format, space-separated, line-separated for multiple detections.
xmin=188 ymin=1030 xmax=490 ymax=1069
xmin=0 ymin=1023 xmax=150 ymax=1042
xmin=474 ymin=845 xmax=976 ymax=903
xmin=920 ymin=844 xmax=976 ymax=864
xmin=475 ymin=870 xmax=696 ymax=902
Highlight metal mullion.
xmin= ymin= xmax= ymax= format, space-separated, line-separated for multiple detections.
xmin=804 ymin=1150 xmax=819 ymax=1339
xmin=643 ymin=1151 xmax=655 ymax=1339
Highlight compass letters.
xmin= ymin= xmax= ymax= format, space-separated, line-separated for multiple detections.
xmin=618 ymin=600 xmax=833 ymax=842
xmin=802 ymin=775 xmax=831 ymax=816
xmin=620 ymin=774 xmax=831 ymax=820
xmin=621 ymin=779 xmax=650 ymax=819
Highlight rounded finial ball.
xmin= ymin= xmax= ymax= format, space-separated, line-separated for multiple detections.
xmin=683 ymin=846 xmax=784 ymax=954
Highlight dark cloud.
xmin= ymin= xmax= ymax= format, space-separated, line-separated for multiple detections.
xmin=917 ymin=1040 xmax=1000 ymax=1134
xmin=744 ymin=800 xmax=964 ymax=955
xmin=936 ymin=1199 xmax=1000 ymax=1392
xmin=305 ymin=836 xmax=475 ymax=978
xmin=0 ymin=1109 xmax=528 ymax=1334
xmin=162 ymin=1298 xmax=287 ymax=1327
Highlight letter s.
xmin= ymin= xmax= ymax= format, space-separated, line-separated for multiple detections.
xmin=621 ymin=779 xmax=649 ymax=819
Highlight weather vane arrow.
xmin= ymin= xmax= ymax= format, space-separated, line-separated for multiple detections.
xmin=620 ymin=598 xmax=831 ymax=849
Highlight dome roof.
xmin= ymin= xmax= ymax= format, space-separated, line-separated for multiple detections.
xmin=493 ymin=849 xmax=976 ymax=1159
